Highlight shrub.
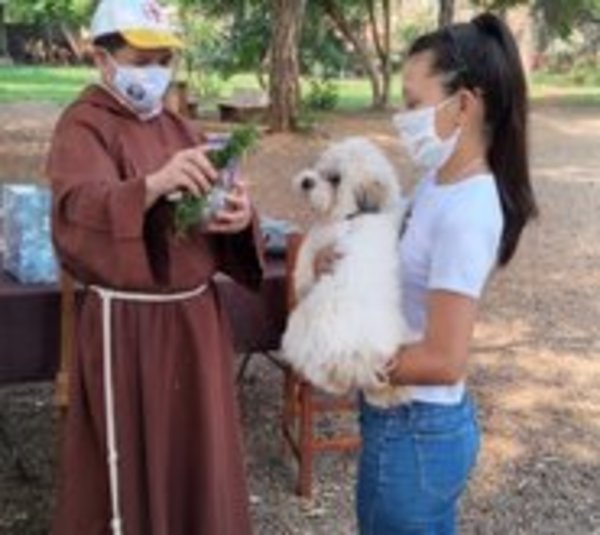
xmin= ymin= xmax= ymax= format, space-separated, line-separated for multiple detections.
xmin=303 ymin=78 xmax=339 ymax=111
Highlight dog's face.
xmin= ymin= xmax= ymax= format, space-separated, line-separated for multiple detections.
xmin=292 ymin=137 xmax=401 ymax=220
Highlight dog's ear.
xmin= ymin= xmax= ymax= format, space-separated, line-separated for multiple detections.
xmin=355 ymin=180 xmax=386 ymax=213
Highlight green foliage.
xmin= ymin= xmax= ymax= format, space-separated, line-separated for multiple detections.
xmin=535 ymin=0 xmax=600 ymax=38
xmin=210 ymin=10 xmax=271 ymax=79
xmin=170 ymin=0 xmax=270 ymax=94
xmin=472 ymin=0 xmax=525 ymax=10
xmin=175 ymin=0 xmax=358 ymax=84
xmin=303 ymin=77 xmax=339 ymax=111
xmin=395 ymin=16 xmax=436 ymax=61
xmin=173 ymin=124 xmax=259 ymax=236
xmin=472 ymin=0 xmax=600 ymax=38
xmin=300 ymin=7 xmax=350 ymax=78
xmin=7 ymin=0 xmax=93 ymax=26
xmin=534 ymin=56 xmax=600 ymax=86
xmin=176 ymin=13 xmax=226 ymax=97
xmin=207 ymin=124 xmax=259 ymax=169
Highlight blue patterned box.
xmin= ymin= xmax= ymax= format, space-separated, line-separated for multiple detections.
xmin=2 ymin=184 xmax=59 ymax=284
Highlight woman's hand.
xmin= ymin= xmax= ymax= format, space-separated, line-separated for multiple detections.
xmin=381 ymin=291 xmax=478 ymax=386
xmin=383 ymin=352 xmax=404 ymax=386
xmin=205 ymin=182 xmax=253 ymax=234
xmin=313 ymin=244 xmax=343 ymax=278
xmin=145 ymin=145 xmax=218 ymax=208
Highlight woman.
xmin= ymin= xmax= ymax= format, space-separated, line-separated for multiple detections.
xmin=353 ymin=12 xmax=537 ymax=534
xmin=48 ymin=1 xmax=262 ymax=533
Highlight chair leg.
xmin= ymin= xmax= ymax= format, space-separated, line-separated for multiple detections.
xmin=281 ymin=368 xmax=296 ymax=458
xmin=236 ymin=352 xmax=254 ymax=384
xmin=296 ymin=381 xmax=314 ymax=498
xmin=281 ymin=370 xmax=290 ymax=457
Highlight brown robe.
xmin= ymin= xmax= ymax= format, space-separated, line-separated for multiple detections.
xmin=47 ymin=85 xmax=263 ymax=535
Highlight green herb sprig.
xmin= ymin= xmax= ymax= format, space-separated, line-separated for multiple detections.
xmin=173 ymin=125 xmax=259 ymax=236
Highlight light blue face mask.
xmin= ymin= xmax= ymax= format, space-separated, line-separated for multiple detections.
xmin=110 ymin=57 xmax=172 ymax=120
xmin=392 ymin=96 xmax=461 ymax=171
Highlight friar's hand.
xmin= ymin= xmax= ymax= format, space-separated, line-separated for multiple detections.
xmin=206 ymin=182 xmax=253 ymax=234
xmin=145 ymin=145 xmax=218 ymax=208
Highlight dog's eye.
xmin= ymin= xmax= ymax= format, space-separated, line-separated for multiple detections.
xmin=327 ymin=174 xmax=341 ymax=187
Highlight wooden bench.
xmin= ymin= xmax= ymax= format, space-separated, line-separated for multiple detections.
xmin=218 ymin=88 xmax=269 ymax=123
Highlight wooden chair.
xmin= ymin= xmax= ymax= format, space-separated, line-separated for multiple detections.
xmin=281 ymin=233 xmax=360 ymax=498
xmin=55 ymin=270 xmax=76 ymax=413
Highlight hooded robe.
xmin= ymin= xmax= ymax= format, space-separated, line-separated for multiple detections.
xmin=47 ymin=85 xmax=263 ymax=535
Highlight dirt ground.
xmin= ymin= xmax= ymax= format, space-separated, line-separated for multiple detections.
xmin=0 ymin=100 xmax=599 ymax=535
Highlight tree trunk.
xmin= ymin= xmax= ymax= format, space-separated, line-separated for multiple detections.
xmin=0 ymin=3 xmax=8 ymax=59
xmin=257 ymin=50 xmax=270 ymax=91
xmin=366 ymin=0 xmax=389 ymax=109
xmin=268 ymin=0 xmax=307 ymax=132
xmin=59 ymin=24 xmax=84 ymax=61
xmin=380 ymin=0 xmax=392 ymax=109
xmin=438 ymin=0 xmax=455 ymax=28
xmin=322 ymin=0 xmax=386 ymax=109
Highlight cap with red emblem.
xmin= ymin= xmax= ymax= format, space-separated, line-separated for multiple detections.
xmin=91 ymin=0 xmax=183 ymax=50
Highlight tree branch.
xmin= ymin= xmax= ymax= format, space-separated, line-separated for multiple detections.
xmin=321 ymin=0 xmax=381 ymax=85
xmin=366 ymin=0 xmax=385 ymax=64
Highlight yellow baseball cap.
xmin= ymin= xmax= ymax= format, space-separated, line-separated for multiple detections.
xmin=91 ymin=0 xmax=183 ymax=50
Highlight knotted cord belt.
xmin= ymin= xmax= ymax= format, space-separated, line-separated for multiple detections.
xmin=89 ymin=282 xmax=210 ymax=535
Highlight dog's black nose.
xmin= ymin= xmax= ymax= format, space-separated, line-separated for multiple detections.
xmin=301 ymin=177 xmax=315 ymax=191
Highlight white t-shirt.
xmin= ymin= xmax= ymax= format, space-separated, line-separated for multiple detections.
xmin=400 ymin=172 xmax=503 ymax=404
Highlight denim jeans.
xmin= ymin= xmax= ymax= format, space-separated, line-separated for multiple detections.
xmin=356 ymin=393 xmax=480 ymax=534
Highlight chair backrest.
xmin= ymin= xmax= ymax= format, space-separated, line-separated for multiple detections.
xmin=55 ymin=270 xmax=75 ymax=410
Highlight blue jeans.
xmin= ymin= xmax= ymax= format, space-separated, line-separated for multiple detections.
xmin=356 ymin=393 xmax=480 ymax=534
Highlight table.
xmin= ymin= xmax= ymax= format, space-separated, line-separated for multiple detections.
xmin=0 ymin=256 xmax=288 ymax=386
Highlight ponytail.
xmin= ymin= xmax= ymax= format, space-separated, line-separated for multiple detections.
xmin=408 ymin=12 xmax=538 ymax=266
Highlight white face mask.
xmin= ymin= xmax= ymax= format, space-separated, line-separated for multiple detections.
xmin=393 ymin=96 xmax=461 ymax=170
xmin=108 ymin=56 xmax=172 ymax=120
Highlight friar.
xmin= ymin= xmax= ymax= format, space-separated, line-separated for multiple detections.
xmin=47 ymin=1 xmax=263 ymax=533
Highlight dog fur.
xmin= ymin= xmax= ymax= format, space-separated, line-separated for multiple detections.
xmin=281 ymin=137 xmax=415 ymax=407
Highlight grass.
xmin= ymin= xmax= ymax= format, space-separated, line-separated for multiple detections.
xmin=0 ymin=65 xmax=598 ymax=109
xmin=0 ymin=66 xmax=400 ymax=110
xmin=196 ymin=73 xmax=402 ymax=111
xmin=529 ymin=70 xmax=600 ymax=106
xmin=0 ymin=66 xmax=95 ymax=103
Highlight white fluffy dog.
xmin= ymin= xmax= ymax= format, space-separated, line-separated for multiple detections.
xmin=281 ymin=137 xmax=414 ymax=407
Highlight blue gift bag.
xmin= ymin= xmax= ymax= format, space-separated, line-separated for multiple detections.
xmin=2 ymin=184 xmax=59 ymax=284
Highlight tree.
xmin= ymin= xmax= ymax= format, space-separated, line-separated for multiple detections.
xmin=473 ymin=0 xmax=600 ymax=37
xmin=170 ymin=0 xmax=272 ymax=98
xmin=320 ymin=0 xmax=396 ymax=109
xmin=0 ymin=0 xmax=8 ymax=59
xmin=535 ymin=0 xmax=600 ymax=37
xmin=6 ymin=0 xmax=93 ymax=26
xmin=438 ymin=0 xmax=455 ymax=27
xmin=6 ymin=0 xmax=94 ymax=60
xmin=268 ymin=0 xmax=307 ymax=131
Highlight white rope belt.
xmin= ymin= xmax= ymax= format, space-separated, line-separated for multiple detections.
xmin=90 ymin=283 xmax=209 ymax=535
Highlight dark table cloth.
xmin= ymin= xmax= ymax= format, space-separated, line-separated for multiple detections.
xmin=0 ymin=256 xmax=287 ymax=385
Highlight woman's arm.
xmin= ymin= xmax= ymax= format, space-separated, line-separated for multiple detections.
xmin=387 ymin=290 xmax=478 ymax=386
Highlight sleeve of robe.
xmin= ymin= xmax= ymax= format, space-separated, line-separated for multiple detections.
xmin=212 ymin=209 xmax=265 ymax=292
xmin=46 ymin=112 xmax=154 ymax=290
xmin=179 ymin=116 xmax=266 ymax=292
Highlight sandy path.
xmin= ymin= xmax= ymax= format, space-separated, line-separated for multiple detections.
xmin=0 ymin=102 xmax=598 ymax=534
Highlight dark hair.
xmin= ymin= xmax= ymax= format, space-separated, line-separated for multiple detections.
xmin=408 ymin=12 xmax=538 ymax=266
xmin=92 ymin=32 xmax=128 ymax=54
